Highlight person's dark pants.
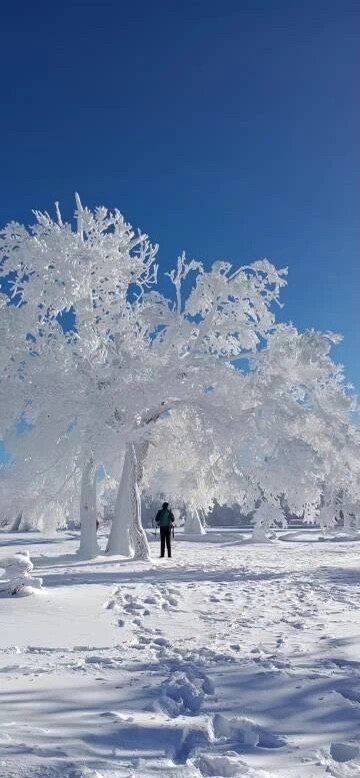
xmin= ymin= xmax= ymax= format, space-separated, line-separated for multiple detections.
xmin=160 ymin=526 xmax=172 ymax=557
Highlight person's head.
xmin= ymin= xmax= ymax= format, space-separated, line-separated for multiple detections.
xmin=162 ymin=501 xmax=169 ymax=510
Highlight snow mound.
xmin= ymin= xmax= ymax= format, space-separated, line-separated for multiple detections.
xmin=0 ymin=550 xmax=43 ymax=596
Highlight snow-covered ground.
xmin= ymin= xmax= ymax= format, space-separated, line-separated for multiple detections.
xmin=0 ymin=529 xmax=359 ymax=778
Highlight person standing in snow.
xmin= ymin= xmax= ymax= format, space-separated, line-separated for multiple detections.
xmin=155 ymin=502 xmax=175 ymax=558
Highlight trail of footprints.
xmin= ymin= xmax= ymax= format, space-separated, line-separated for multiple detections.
xmin=105 ymin=583 xmax=180 ymax=617
xmin=104 ymin=583 xmax=183 ymax=658
xmin=102 ymin=583 xmax=288 ymax=776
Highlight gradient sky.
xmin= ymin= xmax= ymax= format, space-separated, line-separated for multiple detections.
xmin=1 ymin=0 xmax=359 ymax=389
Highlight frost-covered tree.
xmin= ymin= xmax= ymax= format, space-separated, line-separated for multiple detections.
xmin=219 ymin=327 xmax=360 ymax=535
xmin=250 ymin=326 xmax=360 ymax=528
xmin=1 ymin=198 xmax=359 ymax=562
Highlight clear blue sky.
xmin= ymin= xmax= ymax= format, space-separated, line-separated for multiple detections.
xmin=1 ymin=0 xmax=359 ymax=389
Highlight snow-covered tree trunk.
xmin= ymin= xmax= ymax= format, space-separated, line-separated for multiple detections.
xmin=106 ymin=443 xmax=150 ymax=560
xmin=38 ymin=500 xmax=67 ymax=536
xmin=106 ymin=449 xmax=134 ymax=557
xmin=199 ymin=508 xmax=207 ymax=530
xmin=10 ymin=513 xmax=22 ymax=532
xmin=131 ymin=478 xmax=151 ymax=561
xmin=251 ymin=503 xmax=284 ymax=543
xmin=184 ymin=506 xmax=206 ymax=535
xmin=251 ymin=523 xmax=271 ymax=543
xmin=78 ymin=457 xmax=100 ymax=559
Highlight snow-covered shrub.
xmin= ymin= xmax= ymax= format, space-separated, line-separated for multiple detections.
xmin=0 ymin=551 xmax=43 ymax=597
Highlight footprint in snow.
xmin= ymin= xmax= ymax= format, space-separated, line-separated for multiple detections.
xmin=103 ymin=598 xmax=116 ymax=610
xmin=336 ymin=687 xmax=360 ymax=704
xmin=330 ymin=741 xmax=360 ymax=763
xmin=190 ymin=752 xmax=254 ymax=776
xmin=212 ymin=712 xmax=287 ymax=750
xmin=137 ymin=635 xmax=152 ymax=645
xmin=152 ymin=636 xmax=170 ymax=647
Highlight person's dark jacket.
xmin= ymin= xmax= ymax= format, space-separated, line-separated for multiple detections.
xmin=155 ymin=508 xmax=175 ymax=528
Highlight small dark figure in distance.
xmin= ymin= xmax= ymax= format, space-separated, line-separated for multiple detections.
xmin=155 ymin=502 xmax=175 ymax=558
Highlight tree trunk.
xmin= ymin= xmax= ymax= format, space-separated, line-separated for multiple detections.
xmin=78 ymin=457 xmax=100 ymax=559
xmin=10 ymin=513 xmax=22 ymax=532
xmin=251 ymin=523 xmax=271 ymax=543
xmin=184 ymin=507 xmax=206 ymax=535
xmin=199 ymin=508 xmax=207 ymax=529
xmin=106 ymin=442 xmax=150 ymax=561
xmin=106 ymin=449 xmax=134 ymax=557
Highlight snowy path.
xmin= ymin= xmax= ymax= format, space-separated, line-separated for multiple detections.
xmin=0 ymin=531 xmax=359 ymax=777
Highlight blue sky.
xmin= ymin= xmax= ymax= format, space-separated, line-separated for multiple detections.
xmin=1 ymin=0 xmax=359 ymax=389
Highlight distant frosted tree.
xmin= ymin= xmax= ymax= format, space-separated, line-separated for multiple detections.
xmin=251 ymin=503 xmax=286 ymax=542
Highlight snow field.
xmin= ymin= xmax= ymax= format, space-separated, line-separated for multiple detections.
xmin=0 ymin=531 xmax=359 ymax=777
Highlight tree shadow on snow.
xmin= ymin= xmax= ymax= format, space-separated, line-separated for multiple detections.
xmin=31 ymin=548 xmax=360 ymax=594
xmin=314 ymin=565 xmax=360 ymax=586
xmin=37 ymin=563 xmax=293 ymax=589
xmin=0 ymin=535 xmax=67 ymax=549
xmin=2 ymin=642 xmax=359 ymax=768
